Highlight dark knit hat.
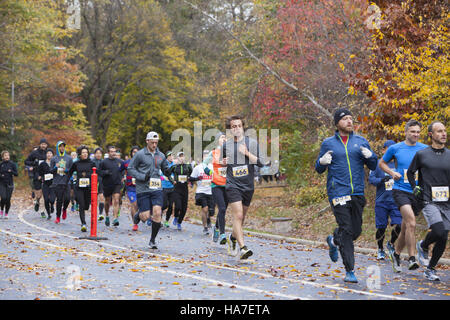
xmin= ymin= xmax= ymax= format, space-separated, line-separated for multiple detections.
xmin=334 ymin=108 xmax=352 ymax=125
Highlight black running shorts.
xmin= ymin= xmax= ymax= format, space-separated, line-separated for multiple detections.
xmin=392 ymin=189 xmax=423 ymax=216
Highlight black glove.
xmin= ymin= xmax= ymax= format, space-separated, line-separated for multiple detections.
xmin=381 ymin=176 xmax=392 ymax=183
xmin=144 ymin=170 xmax=151 ymax=182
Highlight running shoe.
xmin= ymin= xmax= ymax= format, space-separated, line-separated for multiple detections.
xmin=47 ymin=213 xmax=51 ymax=220
xmin=132 ymin=212 xmax=140 ymax=225
xmin=172 ymin=217 xmax=178 ymax=226
xmin=71 ymin=204 xmax=75 ymax=212
xmin=62 ymin=210 xmax=67 ymax=220
xmin=98 ymin=214 xmax=105 ymax=221
xmin=40 ymin=212 xmax=46 ymax=219
xmin=105 ymin=216 xmax=110 ymax=226
xmin=416 ymin=240 xmax=429 ymax=267
xmin=163 ymin=220 xmax=170 ymax=228
xmin=219 ymin=233 xmax=227 ymax=245
xmin=207 ymin=218 xmax=211 ymax=229
xmin=34 ymin=201 xmax=39 ymax=212
xmin=203 ymin=227 xmax=210 ymax=236
xmin=326 ymin=235 xmax=339 ymax=262
xmin=148 ymin=240 xmax=158 ymax=250
xmin=132 ymin=224 xmax=138 ymax=231
xmin=177 ymin=223 xmax=182 ymax=231
xmin=424 ymin=268 xmax=440 ymax=281
xmin=3 ymin=213 xmax=8 ymax=219
xmin=377 ymin=249 xmax=386 ymax=260
xmin=0 ymin=210 xmax=3 ymax=218
xmin=227 ymin=235 xmax=238 ymax=256
xmin=213 ymin=227 xmax=220 ymax=242
xmin=344 ymin=271 xmax=358 ymax=283
xmin=81 ymin=224 xmax=87 ymax=232
xmin=112 ymin=218 xmax=119 ymax=227
xmin=388 ymin=251 xmax=402 ymax=273
xmin=386 ymin=241 xmax=395 ymax=257
xmin=408 ymin=256 xmax=419 ymax=270
xmin=239 ymin=246 xmax=253 ymax=260
xmin=51 ymin=204 xmax=54 ymax=214
xmin=54 ymin=217 xmax=60 ymax=224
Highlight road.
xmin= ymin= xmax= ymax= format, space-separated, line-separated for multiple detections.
xmin=0 ymin=207 xmax=449 ymax=301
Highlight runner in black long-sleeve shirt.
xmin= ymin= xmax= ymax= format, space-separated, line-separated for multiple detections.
xmin=0 ymin=151 xmax=18 ymax=219
xmin=98 ymin=146 xmax=124 ymax=227
xmin=38 ymin=149 xmax=56 ymax=220
xmin=24 ymin=138 xmax=49 ymax=214
xmin=68 ymin=146 xmax=96 ymax=232
xmin=407 ymin=121 xmax=450 ymax=281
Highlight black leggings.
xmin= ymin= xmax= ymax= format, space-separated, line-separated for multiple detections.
xmin=75 ymin=187 xmax=91 ymax=225
xmin=421 ymin=221 xmax=448 ymax=269
xmin=163 ymin=188 xmax=175 ymax=220
xmin=42 ymin=184 xmax=55 ymax=215
xmin=376 ymin=224 xmax=401 ymax=250
xmin=55 ymin=185 xmax=71 ymax=218
xmin=0 ymin=183 xmax=13 ymax=214
xmin=212 ymin=186 xmax=228 ymax=234
xmin=173 ymin=186 xmax=189 ymax=224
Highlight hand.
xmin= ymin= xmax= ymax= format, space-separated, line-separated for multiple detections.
xmin=144 ymin=171 xmax=151 ymax=182
xmin=319 ymin=151 xmax=333 ymax=165
xmin=360 ymin=146 xmax=373 ymax=159
xmin=238 ymin=144 xmax=248 ymax=156
xmin=392 ymin=172 xmax=402 ymax=181
xmin=220 ymin=157 xmax=229 ymax=165
xmin=381 ymin=176 xmax=392 ymax=183
xmin=413 ymin=186 xmax=422 ymax=198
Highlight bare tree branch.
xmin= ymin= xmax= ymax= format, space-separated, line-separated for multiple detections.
xmin=182 ymin=0 xmax=333 ymax=120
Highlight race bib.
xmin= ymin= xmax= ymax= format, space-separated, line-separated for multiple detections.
xmin=57 ymin=167 xmax=65 ymax=176
xmin=332 ymin=195 xmax=351 ymax=207
xmin=385 ymin=179 xmax=394 ymax=191
xmin=79 ymin=178 xmax=90 ymax=188
xmin=431 ymin=186 xmax=449 ymax=202
xmin=404 ymin=169 xmax=418 ymax=184
xmin=218 ymin=167 xmax=227 ymax=178
xmin=178 ymin=175 xmax=187 ymax=183
xmin=44 ymin=174 xmax=53 ymax=181
xmin=202 ymin=179 xmax=211 ymax=187
xmin=232 ymin=165 xmax=248 ymax=178
xmin=149 ymin=178 xmax=162 ymax=190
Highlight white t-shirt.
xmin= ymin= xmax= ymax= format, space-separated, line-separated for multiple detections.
xmin=191 ymin=164 xmax=213 ymax=195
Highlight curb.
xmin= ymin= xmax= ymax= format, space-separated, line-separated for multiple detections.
xmin=190 ymin=219 xmax=450 ymax=266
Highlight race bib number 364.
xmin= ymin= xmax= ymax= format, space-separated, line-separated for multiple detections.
xmin=149 ymin=178 xmax=162 ymax=190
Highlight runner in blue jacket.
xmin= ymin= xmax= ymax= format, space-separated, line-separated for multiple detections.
xmin=315 ymin=108 xmax=378 ymax=283
xmin=368 ymin=140 xmax=402 ymax=260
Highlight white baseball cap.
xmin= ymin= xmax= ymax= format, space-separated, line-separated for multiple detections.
xmin=146 ymin=131 xmax=159 ymax=140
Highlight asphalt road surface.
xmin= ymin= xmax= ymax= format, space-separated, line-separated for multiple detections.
xmin=0 ymin=207 xmax=449 ymax=301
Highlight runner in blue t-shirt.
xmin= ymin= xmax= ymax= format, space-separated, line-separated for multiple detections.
xmin=379 ymin=120 xmax=427 ymax=273
xmin=120 ymin=146 xmax=140 ymax=231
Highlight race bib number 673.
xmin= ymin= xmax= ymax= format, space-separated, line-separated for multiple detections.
xmin=431 ymin=186 xmax=449 ymax=202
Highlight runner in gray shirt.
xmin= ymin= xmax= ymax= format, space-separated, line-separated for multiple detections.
xmin=221 ymin=115 xmax=267 ymax=259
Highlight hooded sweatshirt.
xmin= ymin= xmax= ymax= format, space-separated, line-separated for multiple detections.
xmin=50 ymin=141 xmax=73 ymax=186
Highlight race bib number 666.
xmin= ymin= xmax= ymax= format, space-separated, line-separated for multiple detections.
xmin=232 ymin=165 xmax=248 ymax=177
